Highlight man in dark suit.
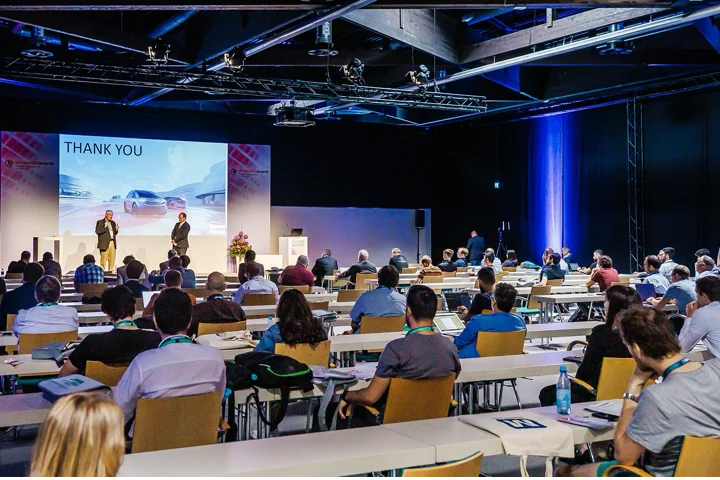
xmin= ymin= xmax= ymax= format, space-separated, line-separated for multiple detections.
xmin=39 ymin=252 xmax=62 ymax=279
xmin=467 ymin=230 xmax=485 ymax=266
xmin=95 ymin=210 xmax=119 ymax=272
xmin=337 ymin=249 xmax=377 ymax=288
xmin=189 ymin=272 xmax=246 ymax=337
xmin=238 ymin=250 xmax=264 ymax=284
xmin=159 ymin=249 xmax=178 ymax=273
xmin=171 ymin=212 xmax=191 ymax=256
xmin=312 ymin=249 xmax=339 ymax=287
xmin=6 ymin=251 xmax=31 ymax=275
xmin=0 ymin=262 xmax=44 ymax=331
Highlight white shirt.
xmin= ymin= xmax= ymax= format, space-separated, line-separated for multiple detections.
xmin=114 ymin=341 xmax=226 ymax=424
xmin=658 ymin=260 xmax=677 ymax=281
xmin=233 ymin=275 xmax=279 ymax=305
xmin=13 ymin=304 xmax=79 ymax=337
xmin=680 ymin=301 xmax=720 ymax=358
xmin=643 ymin=271 xmax=670 ymax=295
xmin=696 ymin=270 xmax=718 ymax=280
xmin=106 ymin=220 xmax=114 ymax=239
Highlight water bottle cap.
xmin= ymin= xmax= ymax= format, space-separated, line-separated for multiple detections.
xmin=559 ymin=365 xmax=567 ymax=372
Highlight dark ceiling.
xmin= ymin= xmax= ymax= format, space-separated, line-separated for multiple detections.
xmin=1 ymin=0 xmax=720 ymax=127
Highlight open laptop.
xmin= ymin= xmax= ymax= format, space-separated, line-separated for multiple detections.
xmin=569 ymin=263 xmax=580 ymax=272
xmin=142 ymin=290 xmax=156 ymax=308
xmin=635 ymin=283 xmax=656 ymax=303
xmin=433 ymin=313 xmax=465 ymax=336
xmin=443 ymin=292 xmax=471 ymax=312
xmin=290 ymin=228 xmax=303 ymax=237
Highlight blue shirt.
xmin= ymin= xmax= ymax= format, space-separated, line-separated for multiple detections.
xmin=659 ymin=260 xmax=678 ymax=281
xmin=254 ymin=323 xmax=282 ymax=353
xmin=349 ymin=286 xmax=406 ymax=332
xmin=455 ymin=258 xmax=468 ymax=268
xmin=643 ymin=271 xmax=670 ymax=295
xmin=454 ymin=312 xmax=526 ymax=359
xmin=232 ymin=275 xmax=279 ymax=305
xmin=73 ymin=263 xmax=105 ymax=291
xmin=663 ymin=279 xmax=697 ymax=315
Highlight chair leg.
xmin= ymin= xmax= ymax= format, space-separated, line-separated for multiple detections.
xmin=498 ymin=382 xmax=504 ymax=412
xmin=305 ymin=399 xmax=314 ymax=433
xmin=511 ymin=379 xmax=522 ymax=409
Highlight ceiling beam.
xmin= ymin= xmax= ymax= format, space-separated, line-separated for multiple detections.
xmin=246 ymin=47 xmax=451 ymax=67
xmin=694 ymin=17 xmax=720 ymax=55
xmin=343 ymin=9 xmax=460 ymax=63
xmin=461 ymin=7 xmax=667 ymax=64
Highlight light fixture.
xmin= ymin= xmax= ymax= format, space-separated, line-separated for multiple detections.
xmin=147 ymin=39 xmax=171 ymax=64
xmin=407 ymin=64 xmax=432 ymax=87
xmin=339 ymin=58 xmax=365 ymax=85
xmin=308 ymin=21 xmax=338 ymax=57
xmin=274 ymin=103 xmax=315 ymax=127
xmin=224 ymin=47 xmax=246 ymax=72
xmin=513 ymin=5 xmax=527 ymax=10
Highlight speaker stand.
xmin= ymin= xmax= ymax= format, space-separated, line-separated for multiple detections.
xmin=416 ymin=227 xmax=423 ymax=263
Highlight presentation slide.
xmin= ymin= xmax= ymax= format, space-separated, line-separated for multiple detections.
xmin=59 ymin=134 xmax=227 ymax=236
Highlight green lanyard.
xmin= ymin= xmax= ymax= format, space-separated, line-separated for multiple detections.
xmin=158 ymin=335 xmax=193 ymax=348
xmin=406 ymin=326 xmax=435 ymax=335
xmin=38 ymin=302 xmax=58 ymax=307
xmin=114 ymin=320 xmax=137 ymax=329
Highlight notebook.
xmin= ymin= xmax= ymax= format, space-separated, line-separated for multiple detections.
xmin=433 ymin=313 xmax=465 ymax=334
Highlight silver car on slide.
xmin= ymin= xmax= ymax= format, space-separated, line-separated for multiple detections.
xmin=123 ymin=190 xmax=167 ymax=216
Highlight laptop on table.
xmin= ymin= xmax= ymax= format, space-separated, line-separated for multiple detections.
xmin=635 ymin=283 xmax=656 ymax=303
xmin=443 ymin=292 xmax=471 ymax=312
xmin=433 ymin=313 xmax=465 ymax=336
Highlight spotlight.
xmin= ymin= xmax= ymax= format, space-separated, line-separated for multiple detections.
xmin=147 ymin=39 xmax=171 ymax=64
xmin=224 ymin=48 xmax=246 ymax=72
xmin=308 ymin=21 xmax=338 ymax=57
xmin=274 ymin=105 xmax=315 ymax=127
xmin=407 ymin=64 xmax=432 ymax=87
xmin=340 ymin=58 xmax=365 ymax=85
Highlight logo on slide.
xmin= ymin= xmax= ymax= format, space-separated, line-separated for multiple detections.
xmin=495 ymin=418 xmax=546 ymax=430
xmin=4 ymin=160 xmax=12 ymax=168
xmin=229 ymin=168 xmax=237 ymax=176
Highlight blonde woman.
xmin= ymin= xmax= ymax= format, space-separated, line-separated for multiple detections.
xmin=31 ymin=393 xmax=125 ymax=477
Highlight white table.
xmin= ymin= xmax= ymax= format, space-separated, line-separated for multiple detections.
xmin=0 ymin=325 xmax=112 ymax=347
xmin=242 ymin=301 xmax=355 ymax=317
xmin=78 ymin=311 xmax=142 ymax=324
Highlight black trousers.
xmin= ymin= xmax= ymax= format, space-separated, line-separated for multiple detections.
xmin=539 ymin=382 xmax=598 ymax=407
xmin=175 ymin=246 xmax=188 ymax=256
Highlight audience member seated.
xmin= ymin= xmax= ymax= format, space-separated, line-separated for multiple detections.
xmin=115 ymin=288 xmax=226 ymax=426
xmin=562 ymin=245 xmax=575 ymax=265
xmin=116 ymin=255 xmax=135 ymax=285
xmin=123 ymin=260 xmax=149 ymax=298
xmin=159 ymin=249 xmax=177 ymax=274
xmin=454 ymin=283 xmax=525 ymax=359
xmin=349 ymin=266 xmax=406 ymax=333
xmin=417 ymin=255 xmax=443 ymax=283
xmin=578 ymin=249 xmax=603 ymax=275
xmin=502 ymin=249 xmax=519 ymax=268
xmin=695 ymin=255 xmax=717 ymax=280
xmin=0 ymin=262 xmax=44 ymax=331
xmin=389 ymin=248 xmax=409 ymax=272
xmin=438 ymin=249 xmax=458 ymax=273
xmin=539 ymin=285 xmax=641 ymax=406
xmin=13 ymin=275 xmax=79 ymax=336
xmin=279 ymin=255 xmax=315 ymax=287
xmin=538 ymin=252 xmax=565 ymax=286
xmin=149 ymin=256 xmax=195 ymax=289
xmin=73 ymin=254 xmax=105 ymax=293
xmin=455 ymin=248 xmax=469 ymax=268
xmin=143 ymin=270 xmax=196 ymax=317
xmin=7 ymin=250 xmax=31 ymax=275
xmin=59 ymin=286 xmax=160 ymax=377
xmin=458 ymin=267 xmax=495 ymax=321
xmin=695 ymin=248 xmax=719 ymax=275
xmin=180 ymin=255 xmax=196 ymax=287
xmin=483 ymin=251 xmax=502 ymax=274
xmin=638 ymin=255 xmax=670 ymax=295
xmin=658 ymin=246 xmax=678 ymax=281
xmin=189 ymin=272 xmax=246 ymax=338
xmin=30 ymin=393 xmax=125 ymax=477
xmin=39 ymin=252 xmax=62 ymax=279
xmin=254 ymin=289 xmax=327 ymax=353
xmin=336 ymin=285 xmax=461 ymax=427
xmin=312 ymin=249 xmax=338 ymax=287
xmin=558 ymin=306 xmax=720 ymax=477
xmin=680 ymin=276 xmax=720 ymax=358
xmin=238 ymin=250 xmax=264 ymax=284
xmin=587 ymin=255 xmax=620 ymax=291
xmin=649 ymin=265 xmax=697 ymax=315
xmin=233 ymin=262 xmax=278 ymax=305
xmin=0 ymin=277 xmax=4 ymax=296
xmin=336 ymin=250 xmax=377 ymax=288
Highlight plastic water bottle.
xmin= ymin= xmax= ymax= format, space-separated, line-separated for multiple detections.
xmin=556 ymin=365 xmax=571 ymax=417
xmin=267 ymin=315 xmax=274 ymax=331
xmin=0 ymin=269 xmax=4 ymax=278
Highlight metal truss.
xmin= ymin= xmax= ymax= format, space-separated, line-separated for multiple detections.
xmin=0 ymin=57 xmax=488 ymax=113
xmin=627 ymin=97 xmax=645 ymax=273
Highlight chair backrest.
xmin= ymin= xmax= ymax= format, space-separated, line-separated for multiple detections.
xmin=197 ymin=321 xmax=247 ymax=336
xmin=182 ymin=288 xmax=208 ymax=298
xmin=611 ymin=280 xmax=630 ymax=287
xmin=674 ymin=437 xmax=720 ymax=476
xmin=308 ymin=301 xmax=330 ymax=311
xmin=18 ymin=330 xmax=78 ymax=355
xmin=383 ymin=374 xmax=456 ymax=424
xmin=546 ymin=279 xmax=563 ymax=286
xmin=595 ymin=358 xmax=639 ymax=401
xmin=441 ymin=271 xmax=456 ymax=277
xmin=474 ymin=279 xmax=480 ymax=289
xmin=502 ymin=266 xmax=517 ymax=272
xmin=135 ymin=297 xmax=144 ymax=311
xmin=475 ymin=330 xmax=526 ymax=357
xmin=275 ymin=340 xmax=331 ymax=367
xmin=85 ymin=361 xmax=128 ymax=387
xmin=528 ymin=286 xmax=552 ymax=309
xmin=279 ymin=285 xmax=310 ymax=294
xmin=5 ymin=314 xmax=17 ymax=354
xmin=242 ymin=293 xmax=276 ymax=306
xmin=132 ymin=391 xmax=222 ymax=453
xmin=359 ymin=316 xmax=406 ymax=334
xmin=337 ymin=289 xmax=364 ymax=302
xmin=456 ymin=267 xmax=469 ymax=273
xmin=402 ymin=267 xmax=417 ymax=274
xmin=354 ymin=273 xmax=377 ymax=291
xmin=5 ymin=273 xmax=22 ymax=280
xmin=422 ymin=275 xmax=443 ymax=284
xmin=78 ymin=282 xmax=109 ymax=297
xmin=403 ymin=451 xmax=484 ymax=477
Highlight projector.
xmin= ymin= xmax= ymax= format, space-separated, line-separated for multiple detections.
xmin=274 ymin=106 xmax=315 ymax=127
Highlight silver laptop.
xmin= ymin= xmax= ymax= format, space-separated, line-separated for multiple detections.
xmin=433 ymin=313 xmax=465 ymax=336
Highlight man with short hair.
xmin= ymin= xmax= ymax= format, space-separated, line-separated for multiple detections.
xmin=579 ymin=249 xmax=603 ymax=275
xmin=561 ymin=246 xmax=574 ymax=265
xmin=454 ymin=283 xmax=526 ymax=359
xmin=639 ymin=255 xmax=670 ymax=295
xmin=388 ymin=248 xmax=409 ymax=273
xmin=190 ymin=272 xmax=246 ymax=338
xmin=180 ymin=255 xmax=196 ymax=288
xmin=95 ymin=210 xmax=119 ymax=272
xmin=558 ymin=306 xmax=720 ymax=477
xmin=680 ymin=276 xmax=720 ymax=358
xmin=7 ymin=251 xmax=32 ymax=275
xmin=658 ymin=247 xmax=678 ymax=281
xmin=587 ymin=255 xmax=620 ymax=292
xmin=337 ymin=250 xmax=377 ymax=288
xmin=115 ymin=288 xmax=226 ymax=425
xmin=649 ymin=265 xmax=697 ymax=315
xmin=337 ymin=285 xmax=461 ymax=426
xmin=13 ymin=276 xmax=79 ymax=336
xmin=0 ymin=263 xmax=44 ymax=331
xmin=59 ymin=285 xmax=160 ymax=377
xmin=116 ymin=255 xmax=135 ymax=286
xmin=695 ymin=255 xmax=717 ymax=280
xmin=455 ymin=248 xmax=469 ymax=268
xmin=483 ymin=250 xmax=502 ymax=274
xmin=417 ymin=255 xmax=443 ymax=283
xmin=279 ymin=255 xmax=314 ymax=287
xmin=467 ymin=230 xmax=485 ymax=266
xmin=73 ymin=254 xmax=105 ymax=293
xmin=159 ymin=249 xmax=177 ymax=274
xmin=233 ymin=262 xmax=278 ymax=305
xmin=458 ymin=267 xmax=495 ymax=321
xmin=150 ymin=256 xmax=194 ymax=288
xmin=125 ymin=260 xmax=149 ymax=298
xmin=39 ymin=252 xmax=62 ymax=279
xmin=695 ymin=248 xmax=719 ymax=276
xmin=349 ymin=266 xmax=406 ymax=333
xmin=539 ymin=252 xmax=565 ymax=286
xmin=142 ymin=269 xmax=197 ymax=317
xmin=438 ymin=249 xmax=458 ymax=273
xmin=171 ymin=212 xmax=191 ymax=256
xmin=238 ymin=250 xmax=265 ymax=284
xmin=312 ymin=249 xmax=339 ymax=287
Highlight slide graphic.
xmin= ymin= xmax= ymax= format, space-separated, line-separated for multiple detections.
xmin=59 ymin=134 xmax=227 ymax=236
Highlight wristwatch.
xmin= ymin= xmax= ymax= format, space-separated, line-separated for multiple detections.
xmin=623 ymin=392 xmax=639 ymax=403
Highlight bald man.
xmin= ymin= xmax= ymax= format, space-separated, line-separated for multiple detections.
xmin=189 ymin=272 xmax=246 ymax=337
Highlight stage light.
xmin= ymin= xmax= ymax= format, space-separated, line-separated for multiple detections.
xmin=274 ymin=104 xmax=315 ymax=127
xmin=494 ymin=182 xmax=501 ymax=189
xmin=308 ymin=21 xmax=338 ymax=57
xmin=147 ymin=39 xmax=171 ymax=64
xmin=340 ymin=58 xmax=365 ymax=85
xmin=224 ymin=48 xmax=246 ymax=72
xmin=407 ymin=64 xmax=432 ymax=87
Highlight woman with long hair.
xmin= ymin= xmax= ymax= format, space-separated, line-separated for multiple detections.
xmin=502 ymin=250 xmax=519 ymax=267
xmin=31 ymin=393 xmax=125 ymax=477
xmin=254 ymin=288 xmax=328 ymax=352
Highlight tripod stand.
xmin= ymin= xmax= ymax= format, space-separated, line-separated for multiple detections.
xmin=496 ymin=228 xmax=508 ymax=259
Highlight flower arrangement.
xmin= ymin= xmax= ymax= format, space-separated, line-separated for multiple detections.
xmin=228 ymin=231 xmax=252 ymax=257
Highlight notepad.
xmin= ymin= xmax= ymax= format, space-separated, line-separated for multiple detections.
xmin=557 ymin=416 xmax=615 ymax=430
xmin=584 ymin=401 xmax=622 ymax=417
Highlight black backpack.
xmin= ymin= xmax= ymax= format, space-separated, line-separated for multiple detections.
xmin=234 ymin=352 xmax=314 ymax=430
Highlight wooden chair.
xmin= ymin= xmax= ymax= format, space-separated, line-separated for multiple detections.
xmin=135 ymin=297 xmax=144 ymax=311
xmin=546 ymin=279 xmax=563 ymax=286
xmin=85 ymin=361 xmax=128 ymax=387
xmin=197 ymin=321 xmax=247 ymax=336
xmin=611 ymin=280 xmax=630 ymax=287
xmin=354 ymin=273 xmax=377 ymax=291
xmin=381 ymin=374 xmax=456 ymax=424
xmin=78 ymin=283 xmax=109 ymax=297
xmin=502 ymin=266 xmax=517 ymax=272
xmin=570 ymin=357 xmax=640 ymax=401
xmin=279 ymin=285 xmax=311 ymax=294
xmin=242 ymin=293 xmax=276 ymax=306
xmin=408 ymin=263 xmax=420 ymax=268
xmin=5 ymin=314 xmax=17 ymax=354
xmin=131 ymin=391 xmax=223 ymax=453
xmin=496 ymin=271 xmax=508 ymax=280
xmin=402 ymin=267 xmax=417 ymax=274
xmin=18 ymin=330 xmax=78 ymax=355
xmin=4 ymin=273 xmax=22 ymax=280
xmin=441 ymin=271 xmax=456 ymax=278
xmin=358 ymin=316 xmax=406 ymax=334
xmin=337 ymin=289 xmax=363 ymax=302
xmin=275 ymin=340 xmax=331 ymax=366
xmin=516 ymin=286 xmax=551 ymax=321
xmin=604 ymin=437 xmax=720 ymax=477
xmin=456 ymin=267 xmax=469 ymax=273
xmin=403 ymin=451 xmax=484 ymax=477
xmin=182 ymin=288 xmax=208 ymax=298
xmin=475 ymin=330 xmax=527 ymax=410
xmin=421 ymin=275 xmax=443 ymax=284
xmin=308 ymin=301 xmax=330 ymax=311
